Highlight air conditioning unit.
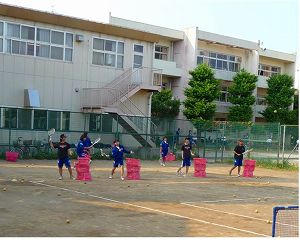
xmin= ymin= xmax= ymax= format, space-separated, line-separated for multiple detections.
xmin=75 ymin=34 xmax=84 ymax=42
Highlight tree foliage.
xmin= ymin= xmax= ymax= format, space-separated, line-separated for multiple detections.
xmin=151 ymin=89 xmax=180 ymax=118
xmin=261 ymin=74 xmax=295 ymax=124
xmin=228 ymin=69 xmax=258 ymax=122
xmin=183 ymin=64 xmax=220 ymax=121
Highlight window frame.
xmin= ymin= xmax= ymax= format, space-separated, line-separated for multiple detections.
xmin=2 ymin=20 xmax=74 ymax=62
xmin=92 ymin=36 xmax=124 ymax=68
xmin=154 ymin=44 xmax=169 ymax=60
xmin=258 ymin=63 xmax=281 ymax=77
xmin=197 ymin=49 xmax=241 ymax=72
xmin=133 ymin=43 xmax=144 ymax=69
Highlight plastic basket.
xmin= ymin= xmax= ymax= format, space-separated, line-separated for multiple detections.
xmin=194 ymin=164 xmax=206 ymax=171
xmin=126 ymin=158 xmax=140 ymax=166
xmin=6 ymin=151 xmax=18 ymax=162
xmin=194 ymin=171 xmax=206 ymax=177
xmin=127 ymin=172 xmax=140 ymax=180
xmin=244 ymin=159 xmax=256 ymax=166
xmin=76 ymin=172 xmax=92 ymax=181
xmin=193 ymin=158 xmax=207 ymax=165
xmin=165 ymin=153 xmax=176 ymax=161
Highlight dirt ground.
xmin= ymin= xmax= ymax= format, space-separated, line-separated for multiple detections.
xmin=0 ymin=159 xmax=298 ymax=237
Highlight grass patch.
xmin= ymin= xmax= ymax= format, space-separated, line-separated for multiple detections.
xmin=223 ymin=158 xmax=298 ymax=171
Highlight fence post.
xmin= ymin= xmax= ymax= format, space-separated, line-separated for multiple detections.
xmin=277 ymin=123 xmax=281 ymax=164
xmin=8 ymin=109 xmax=12 ymax=150
xmin=281 ymin=125 xmax=286 ymax=163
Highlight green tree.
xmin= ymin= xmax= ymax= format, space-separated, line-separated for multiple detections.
xmin=151 ymin=89 xmax=180 ymax=118
xmin=228 ymin=69 xmax=258 ymax=122
xmin=261 ymin=74 xmax=295 ymax=124
xmin=183 ymin=64 xmax=220 ymax=121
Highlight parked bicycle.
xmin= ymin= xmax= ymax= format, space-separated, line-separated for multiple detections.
xmin=10 ymin=137 xmax=30 ymax=159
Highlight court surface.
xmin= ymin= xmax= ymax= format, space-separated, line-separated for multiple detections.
xmin=0 ymin=159 xmax=298 ymax=237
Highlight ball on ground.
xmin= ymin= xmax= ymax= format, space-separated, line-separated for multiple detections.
xmin=255 ymin=209 xmax=259 ymax=213
xmin=258 ymin=198 xmax=261 ymax=201
xmin=267 ymin=181 xmax=270 ymax=184
xmin=233 ymin=194 xmax=236 ymax=198
xmin=3 ymin=188 xmax=6 ymax=191
xmin=147 ymin=184 xmax=150 ymax=187
xmin=57 ymin=193 xmax=61 ymax=196
xmin=267 ymin=220 xmax=271 ymax=224
xmin=66 ymin=219 xmax=70 ymax=224
xmin=11 ymin=179 xmax=17 ymax=182
xmin=128 ymin=185 xmax=130 ymax=188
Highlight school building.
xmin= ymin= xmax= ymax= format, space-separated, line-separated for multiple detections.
xmin=0 ymin=3 xmax=297 ymax=147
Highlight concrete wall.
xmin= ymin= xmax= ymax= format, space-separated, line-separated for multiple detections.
xmin=0 ymin=16 xmax=154 ymax=113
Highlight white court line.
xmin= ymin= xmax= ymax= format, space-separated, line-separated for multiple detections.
xmin=183 ymin=195 xmax=297 ymax=204
xmin=181 ymin=203 xmax=298 ymax=228
xmin=29 ymin=181 xmax=269 ymax=237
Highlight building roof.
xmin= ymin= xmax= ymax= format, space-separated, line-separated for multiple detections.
xmin=198 ymin=30 xmax=258 ymax=50
xmin=258 ymin=49 xmax=296 ymax=62
xmin=0 ymin=3 xmax=161 ymax=42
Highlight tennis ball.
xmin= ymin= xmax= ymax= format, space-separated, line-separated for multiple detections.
xmin=233 ymin=194 xmax=236 ymax=198
xmin=267 ymin=181 xmax=270 ymax=184
xmin=3 ymin=188 xmax=6 ymax=191
xmin=147 ymin=184 xmax=150 ymax=187
xmin=258 ymin=198 xmax=261 ymax=201
xmin=128 ymin=185 xmax=130 ymax=188
xmin=267 ymin=220 xmax=271 ymax=224
xmin=292 ymin=192 xmax=296 ymax=194
xmin=57 ymin=193 xmax=61 ymax=196
xmin=26 ymin=165 xmax=28 ymax=167
xmin=11 ymin=179 xmax=17 ymax=182
xmin=84 ymin=182 xmax=87 ymax=184
xmin=264 ymin=197 xmax=268 ymax=201
xmin=255 ymin=209 xmax=259 ymax=213
xmin=66 ymin=219 xmax=70 ymax=224
xmin=20 ymin=180 xmax=24 ymax=184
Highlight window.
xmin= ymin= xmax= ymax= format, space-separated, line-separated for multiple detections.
xmin=89 ymin=114 xmax=113 ymax=132
xmin=258 ymin=64 xmax=281 ymax=77
xmin=18 ymin=109 xmax=32 ymax=129
xmin=155 ymin=45 xmax=168 ymax=60
xmin=62 ymin=112 xmax=70 ymax=130
xmin=92 ymin=38 xmax=124 ymax=68
xmin=197 ymin=50 xmax=241 ymax=72
xmin=3 ymin=108 xmax=17 ymax=128
xmin=256 ymin=96 xmax=267 ymax=105
xmin=217 ymin=87 xmax=229 ymax=102
xmin=3 ymin=22 xmax=73 ymax=61
xmin=133 ymin=44 xmax=143 ymax=68
xmin=34 ymin=110 xmax=47 ymax=130
xmin=48 ymin=111 xmax=61 ymax=130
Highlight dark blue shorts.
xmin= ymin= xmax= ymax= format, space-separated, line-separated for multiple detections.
xmin=234 ymin=158 xmax=243 ymax=167
xmin=181 ymin=158 xmax=191 ymax=167
xmin=161 ymin=151 xmax=168 ymax=157
xmin=113 ymin=159 xmax=124 ymax=168
xmin=58 ymin=158 xmax=71 ymax=168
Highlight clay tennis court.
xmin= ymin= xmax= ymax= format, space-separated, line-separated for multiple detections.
xmin=0 ymin=159 xmax=298 ymax=237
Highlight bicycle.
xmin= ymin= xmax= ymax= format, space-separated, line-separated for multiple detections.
xmin=10 ymin=137 xmax=31 ymax=159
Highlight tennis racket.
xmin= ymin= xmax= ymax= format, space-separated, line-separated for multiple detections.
xmin=48 ymin=128 xmax=55 ymax=137
xmin=90 ymin=136 xmax=101 ymax=148
xmin=242 ymin=148 xmax=253 ymax=155
xmin=48 ymin=128 xmax=55 ymax=141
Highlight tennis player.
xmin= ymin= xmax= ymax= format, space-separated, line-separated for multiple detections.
xmin=159 ymin=136 xmax=170 ymax=167
xmin=50 ymin=134 xmax=75 ymax=180
xmin=177 ymin=138 xmax=193 ymax=177
xmin=109 ymin=139 xmax=133 ymax=181
xmin=229 ymin=139 xmax=246 ymax=177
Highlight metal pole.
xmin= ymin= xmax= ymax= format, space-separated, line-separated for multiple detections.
xmin=277 ymin=123 xmax=281 ymax=164
xmin=281 ymin=125 xmax=286 ymax=162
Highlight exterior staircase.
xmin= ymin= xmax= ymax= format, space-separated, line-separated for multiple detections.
xmin=81 ymin=67 xmax=162 ymax=147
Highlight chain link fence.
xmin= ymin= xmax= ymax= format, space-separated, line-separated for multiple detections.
xmin=0 ymin=107 xmax=298 ymax=163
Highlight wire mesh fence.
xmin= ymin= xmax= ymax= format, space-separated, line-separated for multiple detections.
xmin=0 ymin=107 xmax=298 ymax=163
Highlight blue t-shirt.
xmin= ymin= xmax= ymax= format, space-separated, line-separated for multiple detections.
xmin=83 ymin=137 xmax=92 ymax=147
xmin=76 ymin=140 xmax=85 ymax=157
xmin=160 ymin=140 xmax=169 ymax=153
xmin=112 ymin=145 xmax=130 ymax=161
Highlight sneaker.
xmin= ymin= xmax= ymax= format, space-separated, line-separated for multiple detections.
xmin=237 ymin=174 xmax=241 ymax=177
xmin=162 ymin=163 xmax=166 ymax=167
xmin=89 ymin=160 xmax=93 ymax=165
xmin=121 ymin=177 xmax=124 ymax=181
xmin=70 ymin=176 xmax=75 ymax=180
xmin=58 ymin=176 xmax=63 ymax=180
xmin=109 ymin=175 xmax=113 ymax=179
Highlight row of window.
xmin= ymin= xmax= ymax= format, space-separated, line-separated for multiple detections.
xmin=258 ymin=64 xmax=281 ymax=77
xmin=0 ymin=108 xmax=70 ymax=130
xmin=0 ymin=21 xmax=73 ymax=61
xmin=0 ymin=108 xmax=114 ymax=132
xmin=217 ymin=87 xmax=267 ymax=105
xmin=197 ymin=50 xmax=242 ymax=72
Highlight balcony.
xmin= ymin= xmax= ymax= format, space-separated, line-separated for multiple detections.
xmin=255 ymin=104 xmax=266 ymax=117
xmin=213 ymin=69 xmax=236 ymax=81
xmin=215 ymin=101 xmax=232 ymax=113
xmin=153 ymin=59 xmax=182 ymax=77
xmin=257 ymin=76 xmax=268 ymax=88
